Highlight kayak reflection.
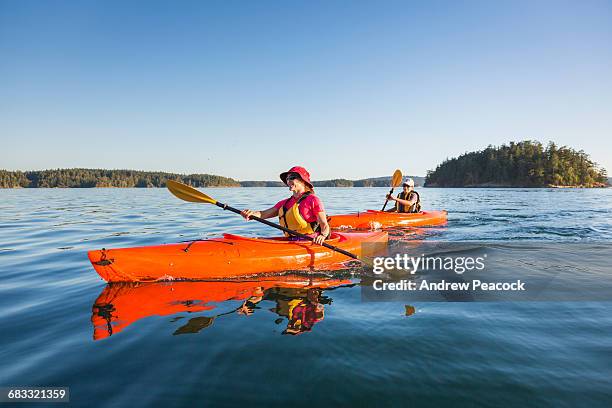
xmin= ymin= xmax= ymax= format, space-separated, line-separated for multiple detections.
xmin=91 ymin=275 xmax=352 ymax=340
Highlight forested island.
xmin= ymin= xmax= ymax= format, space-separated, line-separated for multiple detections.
xmin=0 ymin=168 xmax=424 ymax=188
xmin=425 ymin=141 xmax=608 ymax=188
xmin=0 ymin=169 xmax=240 ymax=188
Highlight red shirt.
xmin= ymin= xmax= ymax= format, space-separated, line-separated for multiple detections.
xmin=274 ymin=194 xmax=325 ymax=223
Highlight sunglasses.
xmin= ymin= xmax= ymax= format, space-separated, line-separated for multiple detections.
xmin=286 ymin=174 xmax=300 ymax=181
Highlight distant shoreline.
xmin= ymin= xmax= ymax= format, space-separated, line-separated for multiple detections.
xmin=2 ymin=185 xmax=427 ymax=189
xmin=3 ymin=185 xmax=609 ymax=189
xmin=1 ymin=166 xmax=608 ymax=189
xmin=0 ymin=168 xmax=426 ymax=188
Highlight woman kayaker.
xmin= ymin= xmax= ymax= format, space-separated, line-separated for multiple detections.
xmin=386 ymin=178 xmax=421 ymax=213
xmin=282 ymin=288 xmax=325 ymax=335
xmin=240 ymin=166 xmax=331 ymax=245
xmin=237 ymin=286 xmax=326 ymax=335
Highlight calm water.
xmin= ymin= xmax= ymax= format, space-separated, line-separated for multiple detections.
xmin=1 ymin=187 xmax=612 ymax=407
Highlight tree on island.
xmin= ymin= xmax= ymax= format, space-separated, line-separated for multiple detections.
xmin=425 ymin=141 xmax=608 ymax=187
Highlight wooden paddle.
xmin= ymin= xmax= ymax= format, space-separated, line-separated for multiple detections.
xmin=381 ymin=169 xmax=403 ymax=211
xmin=165 ymin=180 xmax=359 ymax=259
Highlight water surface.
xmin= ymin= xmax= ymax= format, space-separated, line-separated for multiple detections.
xmin=1 ymin=187 xmax=611 ymax=407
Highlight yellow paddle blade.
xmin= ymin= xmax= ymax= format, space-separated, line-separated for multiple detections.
xmin=391 ymin=169 xmax=403 ymax=187
xmin=166 ymin=180 xmax=217 ymax=205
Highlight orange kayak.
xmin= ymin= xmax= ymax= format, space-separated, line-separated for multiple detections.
xmin=328 ymin=210 xmax=448 ymax=230
xmin=88 ymin=231 xmax=388 ymax=282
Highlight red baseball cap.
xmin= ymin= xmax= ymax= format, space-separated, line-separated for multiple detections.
xmin=280 ymin=166 xmax=314 ymax=189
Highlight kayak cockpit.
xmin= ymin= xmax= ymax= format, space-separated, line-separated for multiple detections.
xmin=221 ymin=233 xmax=346 ymax=244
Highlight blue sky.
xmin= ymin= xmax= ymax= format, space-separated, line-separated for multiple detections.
xmin=1 ymin=0 xmax=611 ymax=180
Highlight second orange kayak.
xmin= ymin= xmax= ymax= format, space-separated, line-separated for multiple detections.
xmin=88 ymin=231 xmax=388 ymax=282
xmin=328 ymin=210 xmax=448 ymax=230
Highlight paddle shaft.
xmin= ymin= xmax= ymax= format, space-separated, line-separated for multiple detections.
xmin=213 ymin=202 xmax=358 ymax=259
xmin=381 ymin=187 xmax=395 ymax=211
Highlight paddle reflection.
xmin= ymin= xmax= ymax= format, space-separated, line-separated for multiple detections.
xmin=91 ymin=276 xmax=352 ymax=340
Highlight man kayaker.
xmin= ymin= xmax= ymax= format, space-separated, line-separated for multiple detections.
xmin=240 ymin=166 xmax=331 ymax=244
xmin=386 ymin=178 xmax=421 ymax=213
